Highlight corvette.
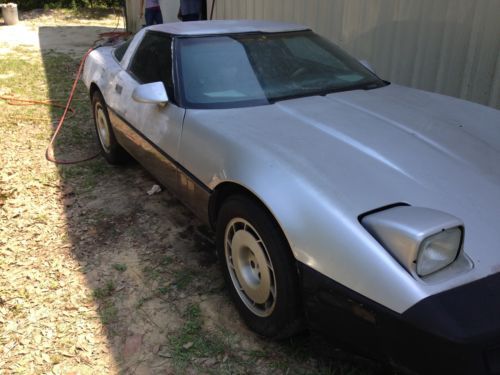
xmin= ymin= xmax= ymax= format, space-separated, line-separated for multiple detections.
xmin=82 ymin=20 xmax=500 ymax=374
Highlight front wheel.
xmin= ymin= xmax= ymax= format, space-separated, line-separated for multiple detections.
xmin=216 ymin=195 xmax=302 ymax=339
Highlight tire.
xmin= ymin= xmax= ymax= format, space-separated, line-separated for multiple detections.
xmin=216 ymin=195 xmax=302 ymax=339
xmin=92 ymin=91 xmax=128 ymax=165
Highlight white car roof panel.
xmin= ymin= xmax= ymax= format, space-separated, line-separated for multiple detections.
xmin=148 ymin=20 xmax=309 ymax=36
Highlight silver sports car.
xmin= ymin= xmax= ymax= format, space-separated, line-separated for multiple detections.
xmin=83 ymin=20 xmax=500 ymax=375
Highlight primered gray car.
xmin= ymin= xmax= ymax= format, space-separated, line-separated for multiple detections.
xmin=82 ymin=20 xmax=500 ymax=375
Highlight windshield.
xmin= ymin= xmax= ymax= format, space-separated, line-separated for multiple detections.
xmin=177 ymin=30 xmax=386 ymax=109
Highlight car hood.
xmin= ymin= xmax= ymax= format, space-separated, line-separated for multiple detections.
xmin=268 ymin=84 xmax=500 ymax=207
xmin=188 ymin=84 xmax=500 ymax=279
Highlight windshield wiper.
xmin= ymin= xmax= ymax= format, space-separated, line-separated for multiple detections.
xmin=268 ymin=80 xmax=389 ymax=103
xmin=318 ymin=80 xmax=388 ymax=95
xmin=360 ymin=80 xmax=388 ymax=90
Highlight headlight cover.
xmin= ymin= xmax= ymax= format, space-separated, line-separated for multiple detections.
xmin=361 ymin=206 xmax=465 ymax=278
xmin=416 ymin=227 xmax=462 ymax=276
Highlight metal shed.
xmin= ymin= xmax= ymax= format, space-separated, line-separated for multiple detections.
xmin=125 ymin=0 xmax=500 ymax=109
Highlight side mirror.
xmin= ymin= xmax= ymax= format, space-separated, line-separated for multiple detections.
xmin=132 ymin=81 xmax=169 ymax=106
xmin=360 ymin=60 xmax=375 ymax=74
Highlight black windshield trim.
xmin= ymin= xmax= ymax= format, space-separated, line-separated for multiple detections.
xmin=176 ymin=31 xmax=388 ymax=109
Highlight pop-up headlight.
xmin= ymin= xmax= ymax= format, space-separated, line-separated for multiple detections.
xmin=361 ymin=206 xmax=464 ymax=277
xmin=416 ymin=227 xmax=463 ymax=276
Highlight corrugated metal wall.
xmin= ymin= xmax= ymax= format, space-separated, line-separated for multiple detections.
xmin=211 ymin=0 xmax=500 ymax=109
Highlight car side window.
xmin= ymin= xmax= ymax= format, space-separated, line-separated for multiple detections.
xmin=129 ymin=31 xmax=175 ymax=101
xmin=114 ymin=38 xmax=131 ymax=62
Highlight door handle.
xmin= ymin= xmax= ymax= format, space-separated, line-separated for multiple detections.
xmin=115 ymin=84 xmax=123 ymax=94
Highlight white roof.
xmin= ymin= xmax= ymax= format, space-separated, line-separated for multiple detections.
xmin=148 ymin=20 xmax=309 ymax=36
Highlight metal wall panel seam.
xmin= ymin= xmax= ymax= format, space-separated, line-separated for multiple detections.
xmin=489 ymin=53 xmax=500 ymax=108
xmin=459 ymin=1 xmax=482 ymax=101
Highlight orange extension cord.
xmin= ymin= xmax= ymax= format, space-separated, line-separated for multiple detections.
xmin=0 ymin=4 xmax=130 ymax=165
xmin=2 ymin=47 xmax=96 ymax=164
xmin=46 ymin=46 xmax=96 ymax=164
xmin=0 ymin=30 xmax=130 ymax=165
xmin=0 ymin=47 xmax=96 ymax=165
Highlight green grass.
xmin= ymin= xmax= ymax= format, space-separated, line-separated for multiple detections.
xmin=158 ymin=286 xmax=169 ymax=295
xmin=59 ymin=159 xmax=109 ymax=191
xmin=169 ymin=304 xmax=227 ymax=371
xmin=136 ymin=295 xmax=153 ymax=309
xmin=93 ymin=280 xmax=116 ymax=300
xmin=159 ymin=255 xmax=173 ymax=267
xmin=112 ymin=263 xmax=127 ymax=272
xmin=172 ymin=269 xmax=194 ymax=291
xmin=0 ymin=48 xmax=50 ymax=99
xmin=92 ymin=280 xmax=119 ymax=325
xmin=143 ymin=265 xmax=161 ymax=281
xmin=0 ymin=48 xmax=98 ymax=192
xmin=100 ymin=302 xmax=118 ymax=325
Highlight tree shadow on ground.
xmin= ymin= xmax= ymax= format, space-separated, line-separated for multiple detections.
xmin=38 ymin=24 xmax=389 ymax=374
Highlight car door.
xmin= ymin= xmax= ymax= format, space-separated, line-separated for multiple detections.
xmin=109 ymin=31 xmax=186 ymax=193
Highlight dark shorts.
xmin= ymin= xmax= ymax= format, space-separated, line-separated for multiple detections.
xmin=145 ymin=7 xmax=163 ymax=25
xmin=181 ymin=13 xmax=200 ymax=21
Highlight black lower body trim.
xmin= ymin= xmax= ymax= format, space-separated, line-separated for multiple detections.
xmin=108 ymin=108 xmax=211 ymax=224
xmin=300 ymin=263 xmax=500 ymax=375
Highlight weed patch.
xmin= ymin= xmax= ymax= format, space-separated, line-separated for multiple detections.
xmin=169 ymin=304 xmax=226 ymax=371
xmin=93 ymin=280 xmax=116 ymax=300
xmin=112 ymin=263 xmax=127 ymax=272
xmin=172 ymin=269 xmax=194 ymax=290
xmin=100 ymin=301 xmax=118 ymax=325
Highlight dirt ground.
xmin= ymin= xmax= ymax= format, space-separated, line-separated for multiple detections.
xmin=0 ymin=9 xmax=383 ymax=375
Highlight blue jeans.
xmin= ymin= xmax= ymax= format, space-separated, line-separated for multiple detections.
xmin=145 ymin=7 xmax=163 ymax=25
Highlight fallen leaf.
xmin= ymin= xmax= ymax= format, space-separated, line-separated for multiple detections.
xmin=182 ymin=342 xmax=193 ymax=350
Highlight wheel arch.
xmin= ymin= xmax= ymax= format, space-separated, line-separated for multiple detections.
xmin=209 ymin=181 xmax=297 ymax=263
xmin=89 ymin=82 xmax=101 ymax=100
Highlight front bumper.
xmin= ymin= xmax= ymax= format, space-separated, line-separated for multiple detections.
xmin=300 ymin=263 xmax=500 ymax=375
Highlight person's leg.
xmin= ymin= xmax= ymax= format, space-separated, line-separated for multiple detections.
xmin=182 ymin=13 xmax=199 ymax=21
xmin=145 ymin=8 xmax=154 ymax=25
xmin=154 ymin=8 xmax=163 ymax=24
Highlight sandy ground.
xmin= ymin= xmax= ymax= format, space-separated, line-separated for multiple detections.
xmin=0 ymin=9 xmax=125 ymax=55
xmin=0 ymin=9 xmax=382 ymax=375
